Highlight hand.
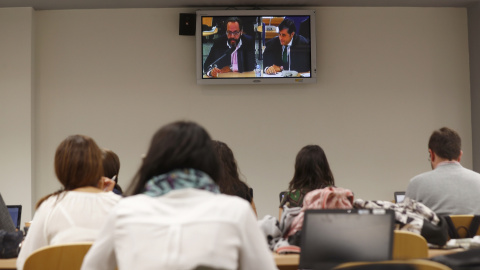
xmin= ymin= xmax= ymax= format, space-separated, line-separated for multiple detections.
xmin=265 ymin=65 xmax=281 ymax=75
xmin=220 ymin=66 xmax=232 ymax=73
xmin=210 ymin=67 xmax=221 ymax=78
xmin=100 ymin=177 xmax=116 ymax=192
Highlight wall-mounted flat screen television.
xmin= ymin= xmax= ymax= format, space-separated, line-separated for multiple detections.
xmin=196 ymin=9 xmax=316 ymax=85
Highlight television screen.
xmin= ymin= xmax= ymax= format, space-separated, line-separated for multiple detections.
xmin=196 ymin=10 xmax=316 ymax=84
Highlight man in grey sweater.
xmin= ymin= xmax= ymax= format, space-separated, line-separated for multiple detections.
xmin=406 ymin=127 xmax=480 ymax=215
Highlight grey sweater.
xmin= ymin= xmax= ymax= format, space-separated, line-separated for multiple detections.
xmin=406 ymin=162 xmax=480 ymax=215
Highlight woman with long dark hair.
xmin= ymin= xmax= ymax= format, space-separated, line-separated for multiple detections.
xmin=280 ymin=145 xmax=335 ymax=209
xmin=82 ymin=121 xmax=276 ymax=270
xmin=17 ymin=135 xmax=120 ymax=270
xmin=212 ymin=140 xmax=257 ymax=215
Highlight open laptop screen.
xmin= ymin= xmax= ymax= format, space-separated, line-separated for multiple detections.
xmin=7 ymin=205 xmax=22 ymax=230
xmin=394 ymin=191 xmax=405 ymax=203
xmin=299 ymin=209 xmax=395 ymax=270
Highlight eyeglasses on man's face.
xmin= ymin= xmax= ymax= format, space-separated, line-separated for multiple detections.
xmin=226 ymin=31 xmax=241 ymax=36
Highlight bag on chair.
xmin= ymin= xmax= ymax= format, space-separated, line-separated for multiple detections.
xmin=354 ymin=197 xmax=448 ymax=246
xmin=0 ymin=230 xmax=23 ymax=258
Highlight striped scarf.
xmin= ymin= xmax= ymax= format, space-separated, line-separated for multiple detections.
xmin=143 ymin=168 xmax=219 ymax=197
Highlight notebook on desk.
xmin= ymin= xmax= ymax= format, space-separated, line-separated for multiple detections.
xmin=7 ymin=205 xmax=22 ymax=230
xmin=298 ymin=209 xmax=395 ymax=270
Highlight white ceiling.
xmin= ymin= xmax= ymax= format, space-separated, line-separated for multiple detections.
xmin=0 ymin=0 xmax=479 ymax=10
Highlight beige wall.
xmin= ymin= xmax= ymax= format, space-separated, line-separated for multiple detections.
xmin=0 ymin=7 xmax=34 ymax=223
xmin=3 ymin=7 xmax=471 ymax=220
xmin=469 ymin=2 xmax=480 ymax=171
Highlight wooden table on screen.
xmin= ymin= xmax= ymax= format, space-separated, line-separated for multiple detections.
xmin=202 ymin=71 xmax=256 ymax=78
xmin=272 ymin=248 xmax=465 ymax=270
xmin=216 ymin=71 xmax=256 ymax=78
xmin=0 ymin=258 xmax=16 ymax=270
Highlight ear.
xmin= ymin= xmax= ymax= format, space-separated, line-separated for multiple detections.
xmin=429 ymin=149 xmax=435 ymax=162
xmin=458 ymin=150 xmax=463 ymax=162
xmin=97 ymin=177 xmax=105 ymax=189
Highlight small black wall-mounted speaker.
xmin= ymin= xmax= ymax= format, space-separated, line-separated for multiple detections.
xmin=179 ymin=13 xmax=196 ymax=36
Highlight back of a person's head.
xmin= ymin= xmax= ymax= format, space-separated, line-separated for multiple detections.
xmin=102 ymin=148 xmax=122 ymax=194
xmin=212 ymin=140 xmax=251 ymax=201
xmin=55 ymin=135 xmax=103 ymax=190
xmin=289 ymin=144 xmax=335 ymax=191
xmin=428 ymin=127 xmax=462 ymax=160
xmin=37 ymin=135 xmax=103 ymax=209
xmin=126 ymin=121 xmax=220 ymax=196
xmin=102 ymin=148 xmax=120 ymax=179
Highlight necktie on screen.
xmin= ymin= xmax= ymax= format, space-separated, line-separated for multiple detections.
xmin=282 ymin=46 xmax=288 ymax=65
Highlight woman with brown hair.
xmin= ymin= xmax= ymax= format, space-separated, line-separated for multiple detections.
xmin=17 ymin=135 xmax=120 ymax=270
xmin=280 ymin=145 xmax=335 ymax=209
xmin=212 ymin=140 xmax=257 ymax=215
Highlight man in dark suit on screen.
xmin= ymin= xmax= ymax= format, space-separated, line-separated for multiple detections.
xmin=203 ymin=17 xmax=256 ymax=78
xmin=263 ymin=18 xmax=311 ymax=74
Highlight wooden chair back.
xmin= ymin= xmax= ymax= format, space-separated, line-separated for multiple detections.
xmin=392 ymin=230 xmax=428 ymax=260
xmin=334 ymin=259 xmax=452 ymax=270
xmin=23 ymin=242 xmax=93 ymax=270
xmin=445 ymin=215 xmax=480 ymax=239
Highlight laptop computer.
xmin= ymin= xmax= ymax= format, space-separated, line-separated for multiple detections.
xmin=394 ymin=191 xmax=406 ymax=203
xmin=7 ymin=205 xmax=22 ymax=230
xmin=299 ymin=208 xmax=395 ymax=270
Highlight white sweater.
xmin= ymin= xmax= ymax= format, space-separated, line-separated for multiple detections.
xmin=17 ymin=191 xmax=121 ymax=270
xmin=81 ymin=189 xmax=278 ymax=270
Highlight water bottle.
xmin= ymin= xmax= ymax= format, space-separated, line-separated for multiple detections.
xmin=255 ymin=64 xmax=261 ymax=77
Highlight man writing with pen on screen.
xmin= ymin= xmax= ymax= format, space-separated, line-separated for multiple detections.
xmin=263 ymin=18 xmax=311 ymax=75
xmin=203 ymin=17 xmax=256 ymax=78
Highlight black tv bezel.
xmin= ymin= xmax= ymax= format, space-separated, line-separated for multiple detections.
xmin=196 ymin=9 xmax=317 ymax=85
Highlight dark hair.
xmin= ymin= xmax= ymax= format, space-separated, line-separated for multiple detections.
xmin=125 ymin=121 xmax=220 ymax=196
xmin=278 ymin=18 xmax=296 ymax=34
xmin=288 ymin=145 xmax=335 ymax=192
xmin=428 ymin=127 xmax=462 ymax=160
xmin=212 ymin=140 xmax=252 ymax=202
xmin=36 ymin=135 xmax=103 ymax=208
xmin=226 ymin=17 xmax=243 ymax=31
xmin=102 ymin=148 xmax=122 ymax=194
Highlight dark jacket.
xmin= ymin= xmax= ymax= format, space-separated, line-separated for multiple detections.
xmin=203 ymin=34 xmax=256 ymax=73
xmin=263 ymin=34 xmax=311 ymax=73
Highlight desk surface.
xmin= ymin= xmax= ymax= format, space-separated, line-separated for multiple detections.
xmin=0 ymin=258 xmax=16 ymax=270
xmin=272 ymin=248 xmax=466 ymax=269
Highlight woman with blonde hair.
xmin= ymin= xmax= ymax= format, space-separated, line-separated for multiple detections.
xmin=17 ymin=135 xmax=120 ymax=270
